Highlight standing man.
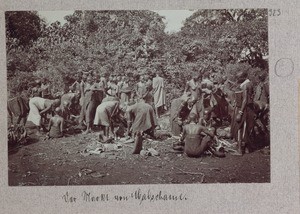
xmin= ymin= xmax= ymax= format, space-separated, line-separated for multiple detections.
xmin=254 ymin=74 xmax=269 ymax=104
xmin=31 ymin=80 xmax=42 ymax=97
xmin=79 ymin=74 xmax=87 ymax=107
xmin=78 ymin=76 xmax=104 ymax=134
xmin=231 ymin=71 xmax=255 ymax=155
xmin=253 ymin=74 xmax=269 ymax=135
xmin=41 ymin=78 xmax=51 ymax=99
xmin=152 ymin=71 xmax=166 ymax=118
xmin=144 ymin=74 xmax=153 ymax=105
xmin=185 ymin=74 xmax=201 ymax=101
xmin=69 ymin=74 xmax=82 ymax=94
xmin=119 ymin=76 xmax=131 ymax=104
xmin=104 ymin=75 xmax=119 ymax=102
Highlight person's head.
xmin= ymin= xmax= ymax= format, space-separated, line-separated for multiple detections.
xmin=117 ymin=75 xmax=122 ymax=82
xmin=144 ymin=74 xmax=149 ymax=81
xmin=87 ymin=76 xmax=93 ymax=84
xmin=94 ymin=75 xmax=100 ymax=83
xmin=54 ymin=107 xmax=62 ymax=116
xmin=53 ymin=99 xmax=61 ymax=108
xmin=92 ymin=70 xmax=98 ymax=77
xmin=156 ymin=70 xmax=162 ymax=77
xmin=35 ymin=79 xmax=42 ymax=87
xmin=76 ymin=74 xmax=82 ymax=82
xmin=82 ymin=74 xmax=87 ymax=82
xmin=218 ymin=76 xmax=226 ymax=85
xmin=259 ymin=74 xmax=266 ymax=82
xmin=203 ymin=71 xmax=210 ymax=79
xmin=122 ymin=76 xmax=129 ymax=83
xmin=187 ymin=96 xmax=197 ymax=108
xmin=111 ymin=76 xmax=117 ymax=84
xmin=119 ymin=103 xmax=127 ymax=112
xmin=188 ymin=113 xmax=198 ymax=123
xmin=192 ymin=74 xmax=198 ymax=81
xmin=41 ymin=78 xmax=48 ymax=84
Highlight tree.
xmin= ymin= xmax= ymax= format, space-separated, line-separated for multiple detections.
xmin=180 ymin=9 xmax=268 ymax=69
xmin=6 ymin=11 xmax=45 ymax=48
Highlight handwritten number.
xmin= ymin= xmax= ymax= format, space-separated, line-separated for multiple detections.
xmin=269 ymin=9 xmax=281 ymax=16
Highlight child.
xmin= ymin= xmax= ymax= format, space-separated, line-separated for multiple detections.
xmin=47 ymin=107 xmax=64 ymax=138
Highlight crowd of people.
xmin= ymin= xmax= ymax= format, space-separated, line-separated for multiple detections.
xmin=8 ymin=68 xmax=269 ymax=157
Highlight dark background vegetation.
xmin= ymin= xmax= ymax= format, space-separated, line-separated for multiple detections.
xmin=6 ymin=9 xmax=268 ymax=102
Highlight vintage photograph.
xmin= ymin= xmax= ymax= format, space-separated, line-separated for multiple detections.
xmin=6 ymin=9 xmax=270 ymax=186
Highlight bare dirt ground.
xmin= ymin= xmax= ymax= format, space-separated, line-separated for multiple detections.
xmin=8 ymin=116 xmax=270 ymax=186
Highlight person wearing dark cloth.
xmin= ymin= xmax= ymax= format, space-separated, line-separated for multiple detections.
xmin=126 ymin=100 xmax=158 ymax=154
xmin=30 ymin=80 xmax=42 ymax=97
xmin=179 ymin=113 xmax=225 ymax=158
xmin=69 ymin=74 xmax=82 ymax=94
xmin=143 ymin=74 xmax=153 ymax=105
xmin=47 ymin=107 xmax=64 ymax=138
xmin=103 ymin=76 xmax=119 ymax=102
xmin=94 ymin=100 xmax=121 ymax=139
xmin=253 ymin=74 xmax=269 ymax=135
xmin=78 ymin=77 xmax=104 ymax=134
xmin=170 ymin=92 xmax=202 ymax=137
xmin=254 ymin=74 xmax=269 ymax=104
xmin=209 ymin=79 xmax=230 ymax=125
xmin=8 ymin=90 xmax=30 ymax=126
xmin=40 ymin=78 xmax=52 ymax=99
xmin=231 ymin=71 xmax=255 ymax=155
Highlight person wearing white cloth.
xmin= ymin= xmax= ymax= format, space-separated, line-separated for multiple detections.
xmin=27 ymin=97 xmax=60 ymax=135
xmin=152 ymin=72 xmax=166 ymax=118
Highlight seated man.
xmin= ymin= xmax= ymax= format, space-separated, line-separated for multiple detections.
xmin=47 ymin=107 xmax=64 ymax=138
xmin=179 ymin=113 xmax=225 ymax=158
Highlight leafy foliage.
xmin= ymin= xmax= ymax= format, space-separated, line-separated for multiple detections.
xmin=6 ymin=9 xmax=268 ymax=102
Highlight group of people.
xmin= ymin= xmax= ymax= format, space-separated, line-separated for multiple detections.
xmin=24 ymin=71 xmax=167 ymax=153
xmin=171 ymin=70 xmax=269 ymax=156
xmin=14 ymin=68 xmax=269 ymax=157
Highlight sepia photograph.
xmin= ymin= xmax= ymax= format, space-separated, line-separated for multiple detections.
xmin=6 ymin=9 xmax=270 ymax=186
